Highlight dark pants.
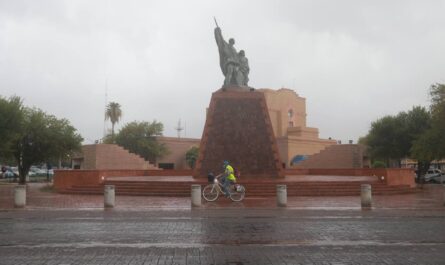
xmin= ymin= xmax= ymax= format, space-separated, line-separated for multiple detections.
xmin=221 ymin=177 xmax=233 ymax=195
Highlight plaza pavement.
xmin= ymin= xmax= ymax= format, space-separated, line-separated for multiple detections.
xmin=0 ymin=183 xmax=444 ymax=264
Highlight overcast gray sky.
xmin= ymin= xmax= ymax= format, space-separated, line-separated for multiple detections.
xmin=1 ymin=0 xmax=444 ymax=144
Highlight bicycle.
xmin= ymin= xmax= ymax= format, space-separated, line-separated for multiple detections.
xmin=202 ymin=174 xmax=246 ymax=202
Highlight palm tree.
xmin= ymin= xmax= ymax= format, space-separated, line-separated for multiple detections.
xmin=105 ymin=102 xmax=122 ymax=140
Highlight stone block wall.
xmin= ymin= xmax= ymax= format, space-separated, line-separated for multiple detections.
xmin=195 ymin=89 xmax=283 ymax=178
xmin=79 ymin=144 xmax=157 ymax=170
xmin=293 ymin=144 xmax=367 ymax=169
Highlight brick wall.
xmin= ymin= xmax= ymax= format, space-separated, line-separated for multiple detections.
xmin=293 ymin=144 xmax=365 ymax=169
xmin=81 ymin=144 xmax=157 ymax=170
xmin=195 ymin=89 xmax=283 ymax=178
xmin=54 ymin=169 xmax=194 ymax=191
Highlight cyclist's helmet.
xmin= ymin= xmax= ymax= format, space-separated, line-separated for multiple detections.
xmin=223 ymin=160 xmax=229 ymax=169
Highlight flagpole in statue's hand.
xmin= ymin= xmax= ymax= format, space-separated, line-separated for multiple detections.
xmin=214 ymin=17 xmax=219 ymax=28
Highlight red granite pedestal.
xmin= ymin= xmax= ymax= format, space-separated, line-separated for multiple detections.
xmin=194 ymin=87 xmax=284 ymax=179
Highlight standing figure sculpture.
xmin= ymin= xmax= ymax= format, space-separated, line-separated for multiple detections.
xmin=214 ymin=20 xmax=249 ymax=88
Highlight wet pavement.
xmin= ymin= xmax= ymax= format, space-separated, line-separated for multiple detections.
xmin=0 ymin=183 xmax=444 ymax=264
xmin=0 ymin=183 xmax=444 ymax=210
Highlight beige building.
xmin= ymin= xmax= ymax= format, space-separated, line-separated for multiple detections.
xmin=73 ymin=88 xmax=341 ymax=170
xmin=260 ymin=88 xmax=337 ymax=167
xmin=158 ymin=88 xmax=337 ymax=169
xmin=155 ymin=137 xmax=200 ymax=169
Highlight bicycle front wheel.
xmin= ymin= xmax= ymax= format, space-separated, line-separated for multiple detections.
xmin=202 ymin=184 xmax=219 ymax=201
xmin=230 ymin=185 xmax=245 ymax=202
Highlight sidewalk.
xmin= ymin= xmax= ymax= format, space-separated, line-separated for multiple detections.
xmin=0 ymin=182 xmax=444 ymax=210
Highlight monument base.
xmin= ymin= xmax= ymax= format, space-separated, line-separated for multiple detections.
xmin=195 ymin=87 xmax=283 ymax=178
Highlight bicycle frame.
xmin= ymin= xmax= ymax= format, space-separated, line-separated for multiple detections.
xmin=211 ymin=178 xmax=225 ymax=194
xmin=203 ymin=176 xmax=245 ymax=202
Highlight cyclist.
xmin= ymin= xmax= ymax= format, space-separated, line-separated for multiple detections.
xmin=217 ymin=160 xmax=236 ymax=197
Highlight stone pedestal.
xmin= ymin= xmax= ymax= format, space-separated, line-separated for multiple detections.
xmin=191 ymin=185 xmax=201 ymax=207
xmin=361 ymin=184 xmax=372 ymax=208
xmin=14 ymin=185 xmax=26 ymax=208
xmin=195 ymin=88 xmax=283 ymax=178
xmin=104 ymin=185 xmax=115 ymax=208
xmin=276 ymin=185 xmax=287 ymax=207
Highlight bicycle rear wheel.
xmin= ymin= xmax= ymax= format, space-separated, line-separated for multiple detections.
xmin=202 ymin=184 xmax=219 ymax=201
xmin=230 ymin=185 xmax=245 ymax=202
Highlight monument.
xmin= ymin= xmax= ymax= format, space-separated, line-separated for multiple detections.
xmin=194 ymin=21 xmax=283 ymax=178
xmin=213 ymin=19 xmax=250 ymax=88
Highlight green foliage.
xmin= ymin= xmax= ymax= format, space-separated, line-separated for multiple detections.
xmin=363 ymin=83 xmax=445 ymax=172
xmin=185 ymin=146 xmax=199 ymax=169
xmin=429 ymin=83 xmax=445 ymax=111
xmin=0 ymin=96 xmax=24 ymax=160
xmin=365 ymin=106 xmax=431 ymax=165
xmin=105 ymin=102 xmax=122 ymax=139
xmin=13 ymin=108 xmax=83 ymax=184
xmin=428 ymin=83 xmax=445 ymax=158
xmin=357 ymin=136 xmax=368 ymax=145
xmin=102 ymin=133 xmax=115 ymax=144
xmin=114 ymin=121 xmax=169 ymax=163
xmin=0 ymin=96 xmax=83 ymax=184
xmin=409 ymin=83 xmax=445 ymax=178
xmin=371 ymin=161 xmax=386 ymax=168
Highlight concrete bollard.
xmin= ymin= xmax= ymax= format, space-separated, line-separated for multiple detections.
xmin=14 ymin=185 xmax=26 ymax=208
xmin=104 ymin=185 xmax=115 ymax=208
xmin=191 ymin=185 xmax=201 ymax=207
xmin=276 ymin=185 xmax=287 ymax=207
xmin=361 ymin=184 xmax=372 ymax=208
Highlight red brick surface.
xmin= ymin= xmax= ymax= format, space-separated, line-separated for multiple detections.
xmin=0 ymin=183 xmax=442 ymax=210
xmin=195 ymin=89 xmax=283 ymax=178
xmin=54 ymin=169 xmax=194 ymax=191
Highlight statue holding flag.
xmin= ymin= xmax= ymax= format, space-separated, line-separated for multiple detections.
xmin=214 ymin=18 xmax=249 ymax=88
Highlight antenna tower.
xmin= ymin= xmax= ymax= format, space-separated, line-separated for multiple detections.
xmin=175 ymin=119 xmax=184 ymax=138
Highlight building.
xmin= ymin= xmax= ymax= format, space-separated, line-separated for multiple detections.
xmin=73 ymin=88 xmax=365 ymax=170
xmin=155 ymin=137 xmax=200 ymax=169
xmin=259 ymin=88 xmax=337 ymax=167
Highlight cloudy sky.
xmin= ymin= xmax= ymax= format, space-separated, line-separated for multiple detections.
xmin=1 ymin=0 xmax=444 ymax=144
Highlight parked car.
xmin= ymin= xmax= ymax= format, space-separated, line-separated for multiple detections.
xmin=1 ymin=166 xmax=18 ymax=179
xmin=424 ymin=169 xmax=443 ymax=183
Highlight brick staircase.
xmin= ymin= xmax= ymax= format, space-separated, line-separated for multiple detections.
xmin=294 ymin=144 xmax=365 ymax=169
xmin=62 ymin=178 xmax=415 ymax=197
xmin=81 ymin=144 xmax=156 ymax=170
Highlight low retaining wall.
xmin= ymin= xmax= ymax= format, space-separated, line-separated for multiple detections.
xmin=55 ymin=168 xmax=416 ymax=192
xmin=385 ymin=168 xmax=416 ymax=188
xmin=285 ymin=168 xmax=416 ymax=188
xmin=54 ymin=169 xmax=194 ymax=191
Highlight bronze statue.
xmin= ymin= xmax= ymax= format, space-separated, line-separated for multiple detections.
xmin=214 ymin=18 xmax=249 ymax=88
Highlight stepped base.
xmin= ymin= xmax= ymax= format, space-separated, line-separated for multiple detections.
xmin=61 ymin=175 xmax=417 ymax=197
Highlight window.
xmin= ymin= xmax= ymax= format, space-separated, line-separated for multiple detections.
xmin=288 ymin=109 xmax=293 ymax=118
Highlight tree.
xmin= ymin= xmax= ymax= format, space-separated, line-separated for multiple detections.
xmin=114 ymin=121 xmax=169 ymax=163
xmin=411 ymin=129 xmax=438 ymax=178
xmin=410 ymin=83 xmax=445 ymax=178
xmin=12 ymin=108 xmax=83 ymax=184
xmin=105 ymin=102 xmax=122 ymax=140
xmin=0 ymin=96 xmax=24 ymax=160
xmin=185 ymin=146 xmax=199 ymax=169
xmin=365 ymin=106 xmax=431 ymax=167
xmin=366 ymin=115 xmax=405 ymax=166
xmin=429 ymin=83 xmax=445 ymax=158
